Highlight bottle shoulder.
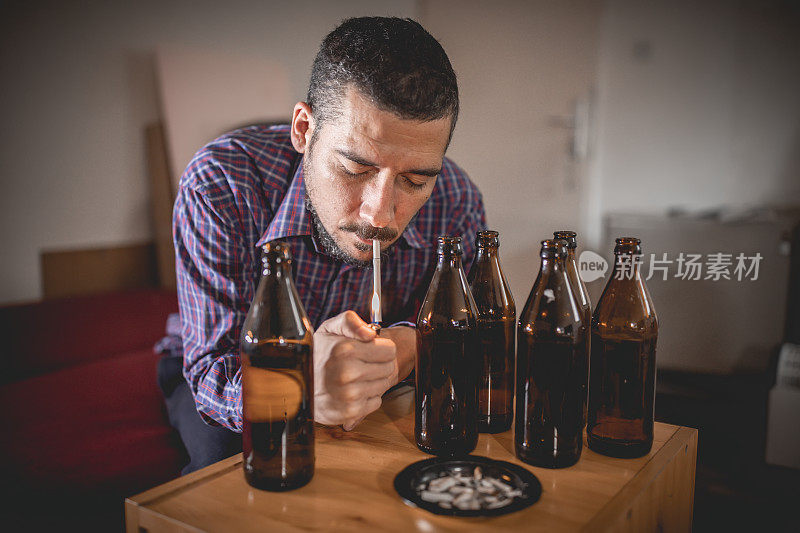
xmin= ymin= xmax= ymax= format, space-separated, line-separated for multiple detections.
xmin=242 ymin=274 xmax=313 ymax=342
xmin=469 ymin=268 xmax=516 ymax=319
xmin=592 ymin=278 xmax=658 ymax=338
xmin=519 ymin=269 xmax=586 ymax=338
xmin=417 ymin=266 xmax=478 ymax=329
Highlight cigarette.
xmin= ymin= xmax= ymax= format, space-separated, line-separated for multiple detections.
xmin=371 ymin=239 xmax=382 ymax=326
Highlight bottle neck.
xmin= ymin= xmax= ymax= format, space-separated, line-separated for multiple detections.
xmin=474 ymin=245 xmax=499 ymax=264
xmin=564 ymin=248 xmax=581 ymax=274
xmin=610 ymin=252 xmax=644 ymax=280
xmin=262 ymin=258 xmax=292 ymax=278
xmin=437 ymin=252 xmax=463 ymax=270
xmin=539 ymin=254 xmax=565 ymax=273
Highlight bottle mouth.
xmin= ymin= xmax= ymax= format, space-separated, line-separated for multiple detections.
xmin=476 ymin=230 xmax=499 ymax=248
xmin=437 ymin=235 xmax=463 ymax=255
xmin=553 ymin=230 xmax=577 ymax=249
xmin=540 ymin=238 xmax=568 ymax=258
xmin=614 ymin=237 xmax=642 ymax=255
xmin=262 ymin=240 xmax=292 ymax=263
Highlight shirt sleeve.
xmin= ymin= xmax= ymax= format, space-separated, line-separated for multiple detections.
xmin=173 ymin=166 xmax=255 ymax=432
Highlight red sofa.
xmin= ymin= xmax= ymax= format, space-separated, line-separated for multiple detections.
xmin=0 ymin=289 xmax=185 ymax=531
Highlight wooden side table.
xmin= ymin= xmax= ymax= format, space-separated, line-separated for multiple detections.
xmin=126 ymin=386 xmax=697 ymax=532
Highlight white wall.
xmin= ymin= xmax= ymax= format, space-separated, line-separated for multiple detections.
xmin=0 ymin=0 xmax=416 ymax=304
xmin=421 ymin=0 xmax=602 ymax=304
xmin=587 ymin=0 xmax=800 ymax=246
xmin=3 ymin=0 xmax=798 ymax=305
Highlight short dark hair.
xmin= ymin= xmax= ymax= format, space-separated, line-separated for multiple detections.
xmin=307 ymin=17 xmax=459 ymax=138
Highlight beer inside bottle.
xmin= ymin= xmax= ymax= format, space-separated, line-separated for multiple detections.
xmin=416 ymin=236 xmax=480 ymax=456
xmin=240 ymin=240 xmax=314 ymax=490
xmin=515 ymin=239 xmax=588 ymax=468
xmin=467 ymin=230 xmax=516 ymax=433
xmin=587 ymin=237 xmax=658 ymax=458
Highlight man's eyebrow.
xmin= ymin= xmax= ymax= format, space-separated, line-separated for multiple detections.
xmin=336 ymin=149 xmax=377 ymax=168
xmin=335 ymin=149 xmax=441 ymax=177
xmin=406 ymin=166 xmax=442 ymax=177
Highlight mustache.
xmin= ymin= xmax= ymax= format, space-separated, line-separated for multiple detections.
xmin=339 ymin=223 xmax=398 ymax=242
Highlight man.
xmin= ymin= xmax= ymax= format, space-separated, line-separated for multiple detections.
xmin=161 ymin=16 xmax=486 ymax=473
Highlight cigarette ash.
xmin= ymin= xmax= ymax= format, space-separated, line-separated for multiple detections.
xmin=415 ymin=466 xmax=523 ymax=511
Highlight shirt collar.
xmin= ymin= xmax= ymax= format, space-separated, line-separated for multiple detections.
xmin=256 ymin=162 xmax=312 ymax=247
xmin=256 ymin=157 xmax=430 ymax=250
xmin=399 ymin=219 xmax=428 ymax=249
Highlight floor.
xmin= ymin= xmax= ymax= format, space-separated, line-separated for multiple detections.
xmin=656 ymin=370 xmax=800 ymax=532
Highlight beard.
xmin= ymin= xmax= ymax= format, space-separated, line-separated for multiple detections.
xmin=305 ymin=196 xmax=371 ymax=268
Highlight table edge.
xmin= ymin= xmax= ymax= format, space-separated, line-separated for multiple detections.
xmin=582 ymin=425 xmax=699 ymax=531
xmin=127 ymin=454 xmax=243 ymax=506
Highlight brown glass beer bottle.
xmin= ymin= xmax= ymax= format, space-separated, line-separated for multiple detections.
xmin=467 ymin=230 xmax=516 ymax=433
xmin=240 ymin=241 xmax=314 ymax=490
xmin=515 ymin=239 xmax=588 ymax=468
xmin=587 ymin=237 xmax=658 ymax=458
xmin=554 ymin=230 xmax=592 ymax=425
xmin=553 ymin=231 xmax=591 ymax=324
xmin=416 ymin=236 xmax=480 ymax=456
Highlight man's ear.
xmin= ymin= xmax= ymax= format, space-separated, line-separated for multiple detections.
xmin=290 ymin=102 xmax=315 ymax=153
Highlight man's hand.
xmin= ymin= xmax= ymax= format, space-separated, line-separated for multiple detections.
xmin=313 ymin=311 xmax=399 ymax=430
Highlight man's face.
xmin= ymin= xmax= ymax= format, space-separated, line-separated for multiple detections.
xmin=295 ymin=87 xmax=451 ymax=266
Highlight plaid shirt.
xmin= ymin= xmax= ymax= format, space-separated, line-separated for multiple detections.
xmin=174 ymin=124 xmax=487 ymax=431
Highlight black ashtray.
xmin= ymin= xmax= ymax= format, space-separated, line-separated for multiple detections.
xmin=393 ymin=455 xmax=542 ymax=517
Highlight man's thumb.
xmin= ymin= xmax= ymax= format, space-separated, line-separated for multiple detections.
xmin=319 ymin=310 xmax=375 ymax=342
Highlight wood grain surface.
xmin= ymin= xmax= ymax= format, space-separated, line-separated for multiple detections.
xmin=127 ymin=386 xmax=697 ymax=532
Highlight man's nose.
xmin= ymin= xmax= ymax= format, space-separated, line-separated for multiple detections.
xmin=359 ymin=174 xmax=395 ymax=228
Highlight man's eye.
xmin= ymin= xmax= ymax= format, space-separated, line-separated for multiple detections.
xmin=338 ymin=164 xmax=365 ymax=177
xmin=403 ymin=176 xmax=428 ymax=190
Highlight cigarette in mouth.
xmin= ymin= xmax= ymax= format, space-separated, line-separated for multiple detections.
xmin=371 ymin=239 xmax=382 ymax=328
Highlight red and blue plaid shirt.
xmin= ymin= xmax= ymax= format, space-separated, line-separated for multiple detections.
xmin=174 ymin=124 xmax=486 ymax=431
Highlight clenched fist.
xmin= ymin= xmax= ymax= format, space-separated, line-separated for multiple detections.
xmin=313 ymin=311 xmax=400 ymax=430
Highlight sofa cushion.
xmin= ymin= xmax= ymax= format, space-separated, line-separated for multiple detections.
xmin=0 ymin=289 xmax=178 ymax=384
xmin=0 ymin=347 xmax=184 ymax=495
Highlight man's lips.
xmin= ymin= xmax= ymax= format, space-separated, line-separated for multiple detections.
xmin=353 ymin=233 xmax=396 ymax=250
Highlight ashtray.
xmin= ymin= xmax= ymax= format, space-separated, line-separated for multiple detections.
xmin=393 ymin=455 xmax=542 ymax=517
